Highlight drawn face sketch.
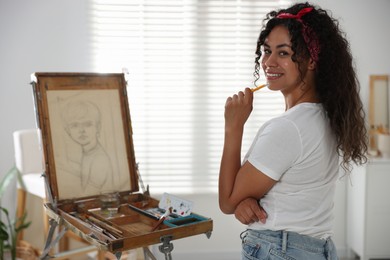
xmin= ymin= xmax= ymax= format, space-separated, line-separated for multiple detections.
xmin=62 ymin=101 xmax=101 ymax=152
xmin=61 ymin=100 xmax=114 ymax=192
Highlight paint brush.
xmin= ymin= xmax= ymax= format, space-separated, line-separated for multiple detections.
xmin=86 ymin=215 xmax=123 ymax=237
xmin=151 ymin=207 xmax=172 ymax=232
xmin=251 ymin=83 xmax=268 ymax=92
xmin=128 ymin=204 xmax=159 ymax=220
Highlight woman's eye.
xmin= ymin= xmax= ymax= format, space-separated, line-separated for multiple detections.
xmin=263 ymin=49 xmax=271 ymax=55
xmin=279 ymin=51 xmax=289 ymax=56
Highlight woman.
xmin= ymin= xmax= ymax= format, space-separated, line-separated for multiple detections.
xmin=218 ymin=2 xmax=367 ymax=259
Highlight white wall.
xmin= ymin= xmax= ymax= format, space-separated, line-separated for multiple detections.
xmin=1 ymin=0 xmax=389 ymax=259
xmin=0 ymin=0 xmax=90 ymax=212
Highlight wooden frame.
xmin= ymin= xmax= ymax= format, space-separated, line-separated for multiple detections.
xmin=32 ymin=73 xmax=138 ymax=201
xmin=369 ymin=75 xmax=389 ymax=151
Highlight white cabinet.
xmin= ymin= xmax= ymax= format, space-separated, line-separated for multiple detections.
xmin=347 ymin=159 xmax=390 ymax=260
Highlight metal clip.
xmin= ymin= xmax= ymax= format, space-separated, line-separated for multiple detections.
xmin=158 ymin=235 xmax=174 ymax=260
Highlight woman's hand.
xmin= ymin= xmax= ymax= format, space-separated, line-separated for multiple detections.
xmin=224 ymin=88 xmax=253 ymax=131
xmin=234 ymin=197 xmax=267 ymax=225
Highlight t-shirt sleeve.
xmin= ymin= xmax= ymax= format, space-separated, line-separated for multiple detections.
xmin=247 ymin=118 xmax=302 ymax=181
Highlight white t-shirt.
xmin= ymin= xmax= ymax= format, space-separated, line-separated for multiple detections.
xmin=244 ymin=103 xmax=339 ymax=239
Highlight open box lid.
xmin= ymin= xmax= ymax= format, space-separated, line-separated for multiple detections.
xmin=31 ymin=73 xmax=139 ymax=201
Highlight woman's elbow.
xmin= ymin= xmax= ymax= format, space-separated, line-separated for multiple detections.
xmin=219 ymin=199 xmax=235 ymax=214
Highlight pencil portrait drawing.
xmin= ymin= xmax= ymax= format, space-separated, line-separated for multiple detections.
xmin=46 ymin=89 xmax=131 ymax=199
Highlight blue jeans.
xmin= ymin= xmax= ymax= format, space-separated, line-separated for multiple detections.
xmin=241 ymin=229 xmax=338 ymax=260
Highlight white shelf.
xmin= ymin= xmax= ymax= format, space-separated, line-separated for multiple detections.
xmin=347 ymin=160 xmax=390 ymax=260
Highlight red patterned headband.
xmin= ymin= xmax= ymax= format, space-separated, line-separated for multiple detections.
xmin=276 ymin=7 xmax=320 ymax=63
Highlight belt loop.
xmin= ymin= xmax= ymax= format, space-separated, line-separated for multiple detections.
xmin=240 ymin=230 xmax=248 ymax=244
xmin=282 ymin=231 xmax=288 ymax=253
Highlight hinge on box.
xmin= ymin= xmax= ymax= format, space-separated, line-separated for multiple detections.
xmin=122 ymin=67 xmax=130 ymax=82
xmin=136 ymin=162 xmax=150 ymax=196
xmin=43 ymin=170 xmax=57 ymax=208
xmin=30 ymin=79 xmax=42 ymax=131
xmin=122 ymin=68 xmax=130 ymax=96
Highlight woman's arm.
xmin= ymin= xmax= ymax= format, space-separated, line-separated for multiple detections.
xmin=218 ymin=88 xmax=276 ymax=214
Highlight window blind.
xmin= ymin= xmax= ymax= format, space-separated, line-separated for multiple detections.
xmin=90 ymin=0 xmax=288 ymax=194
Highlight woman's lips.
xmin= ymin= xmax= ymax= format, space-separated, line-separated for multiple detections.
xmin=266 ymin=72 xmax=283 ymax=80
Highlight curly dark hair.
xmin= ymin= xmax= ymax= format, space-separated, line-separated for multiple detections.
xmin=254 ymin=2 xmax=368 ymax=171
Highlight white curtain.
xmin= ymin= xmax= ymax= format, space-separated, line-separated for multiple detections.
xmin=90 ymin=0 xmax=288 ymax=194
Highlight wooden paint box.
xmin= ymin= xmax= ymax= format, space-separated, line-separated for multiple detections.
xmin=31 ymin=72 xmax=212 ymax=256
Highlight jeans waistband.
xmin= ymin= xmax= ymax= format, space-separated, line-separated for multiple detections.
xmin=242 ymin=229 xmax=329 ymax=254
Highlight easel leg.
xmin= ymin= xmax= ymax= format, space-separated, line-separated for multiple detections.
xmin=98 ymin=251 xmax=106 ymax=260
xmin=143 ymin=247 xmax=157 ymax=260
xmin=16 ymin=188 xmax=27 ymax=242
xmin=58 ymin=228 xmax=69 ymax=256
xmin=40 ymin=219 xmax=67 ymax=259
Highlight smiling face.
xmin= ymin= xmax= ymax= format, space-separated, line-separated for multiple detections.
xmin=261 ymin=25 xmax=310 ymax=94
